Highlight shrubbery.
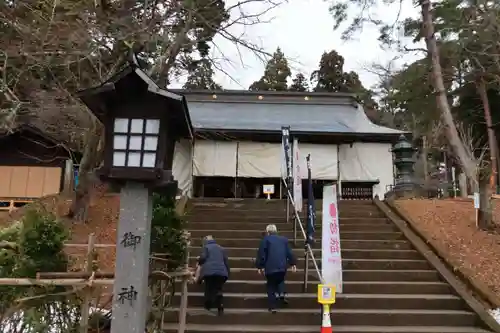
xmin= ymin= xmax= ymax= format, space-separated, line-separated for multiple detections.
xmin=0 ymin=192 xmax=186 ymax=333
xmin=151 ymin=193 xmax=186 ymax=269
xmin=0 ymin=209 xmax=79 ymax=333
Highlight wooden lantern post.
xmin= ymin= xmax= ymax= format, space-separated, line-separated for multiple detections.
xmin=78 ymin=53 xmax=193 ymax=333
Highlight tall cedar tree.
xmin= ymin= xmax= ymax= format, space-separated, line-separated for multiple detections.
xmin=289 ymin=73 xmax=309 ymax=92
xmin=249 ymin=47 xmax=291 ymax=91
xmin=310 ymin=49 xmax=380 ymax=123
xmin=183 ymin=59 xmax=222 ymax=90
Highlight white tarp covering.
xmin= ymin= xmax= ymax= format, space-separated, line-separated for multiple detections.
xmin=237 ymin=142 xmax=282 ymax=178
xmin=193 ymin=140 xmax=237 ymax=177
xmin=338 ymin=142 xmax=394 ymax=198
xmin=172 ymin=139 xmax=193 ymax=196
xmin=299 ymin=144 xmax=338 ymax=180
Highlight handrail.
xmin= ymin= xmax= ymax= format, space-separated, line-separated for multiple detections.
xmin=281 ymin=178 xmax=324 ymax=287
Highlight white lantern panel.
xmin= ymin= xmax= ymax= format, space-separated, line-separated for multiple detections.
xmin=144 ymin=136 xmax=158 ymax=151
xmin=127 ymin=152 xmax=141 ymax=167
xmin=129 ymin=136 xmax=143 ymax=150
xmin=113 ymin=135 xmax=127 ymax=150
xmin=130 ymin=119 xmax=144 ymax=133
xmin=146 ymin=119 xmax=160 ymax=134
xmin=114 ymin=118 xmax=129 ymax=133
xmin=142 ymin=153 xmax=156 ymax=168
xmin=113 ymin=152 xmax=126 ymax=167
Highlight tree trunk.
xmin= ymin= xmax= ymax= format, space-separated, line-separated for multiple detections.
xmin=420 ymin=0 xmax=476 ymax=179
xmin=477 ymin=77 xmax=498 ymax=193
xmin=420 ymin=0 xmax=493 ymax=228
xmin=478 ymin=172 xmax=493 ymax=230
xmin=67 ymin=118 xmax=104 ymax=222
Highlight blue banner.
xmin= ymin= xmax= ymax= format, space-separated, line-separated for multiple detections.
xmin=306 ymin=154 xmax=315 ymax=245
xmin=281 ymin=126 xmax=292 ymax=186
xmin=74 ymin=166 xmax=79 ymax=187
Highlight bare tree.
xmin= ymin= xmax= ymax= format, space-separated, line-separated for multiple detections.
xmin=0 ymin=0 xmax=284 ymax=221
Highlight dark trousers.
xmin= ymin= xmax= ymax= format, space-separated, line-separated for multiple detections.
xmin=265 ymin=272 xmax=286 ymax=309
xmin=203 ymin=275 xmax=227 ymax=310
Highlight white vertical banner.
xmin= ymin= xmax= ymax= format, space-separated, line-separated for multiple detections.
xmin=293 ymin=138 xmax=303 ymax=212
xmin=321 ymin=183 xmax=343 ymax=293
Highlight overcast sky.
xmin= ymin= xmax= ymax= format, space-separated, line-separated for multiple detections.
xmin=171 ymin=0 xmax=425 ymax=91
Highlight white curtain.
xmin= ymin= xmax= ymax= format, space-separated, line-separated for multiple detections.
xmin=193 ymin=140 xmax=237 ymax=177
xmin=299 ymin=144 xmax=338 ymax=179
xmin=339 ymin=142 xmax=394 ymax=198
xmin=172 ymin=139 xmax=193 ymax=196
xmin=237 ymin=142 xmax=282 ymax=178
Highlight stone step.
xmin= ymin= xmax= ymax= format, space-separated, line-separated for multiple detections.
xmin=187 ymin=222 xmax=398 ymax=233
xmin=187 ymin=210 xmax=385 ymax=221
xmin=171 ymin=293 xmax=465 ymax=310
xmin=163 ymin=308 xmax=476 ymax=327
xmin=187 ymin=217 xmax=391 ymax=225
xmin=188 ymin=207 xmax=381 ymax=214
xmin=162 ymin=323 xmax=491 ymax=333
xmin=189 ymin=230 xmax=405 ymax=240
xmin=190 ymin=238 xmax=413 ymax=250
xmin=222 ymin=268 xmax=441 ymax=282
xmin=177 ymin=280 xmax=455 ymax=295
xmin=190 ymin=201 xmax=378 ymax=208
xmin=190 ymin=199 xmax=376 ymax=208
xmin=188 ymin=257 xmax=431 ymax=270
xmin=189 ymin=247 xmax=422 ymax=260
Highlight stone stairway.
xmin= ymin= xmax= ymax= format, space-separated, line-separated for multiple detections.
xmin=163 ymin=198 xmax=495 ymax=333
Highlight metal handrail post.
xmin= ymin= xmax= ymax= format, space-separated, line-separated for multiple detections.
xmin=302 ymin=248 xmax=309 ymax=292
xmin=293 ymin=214 xmax=297 ymax=246
xmin=286 ymin=194 xmax=289 ymax=223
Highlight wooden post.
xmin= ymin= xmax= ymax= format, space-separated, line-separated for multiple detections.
xmin=422 ymin=136 xmax=429 ymax=183
xmin=80 ymin=233 xmax=96 ymax=333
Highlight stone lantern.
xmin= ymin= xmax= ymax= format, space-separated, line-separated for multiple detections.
xmin=391 ymin=134 xmax=416 ymax=197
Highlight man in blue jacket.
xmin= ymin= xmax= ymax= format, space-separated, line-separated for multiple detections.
xmin=256 ymin=224 xmax=297 ymax=313
xmin=198 ymin=235 xmax=230 ymax=315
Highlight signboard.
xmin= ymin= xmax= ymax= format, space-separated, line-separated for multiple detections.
xmin=321 ymin=184 xmax=343 ymax=293
xmin=474 ymin=192 xmax=480 ymax=209
xmin=263 ymin=184 xmax=275 ymax=194
xmin=292 ymin=138 xmax=303 ymax=212
xmin=317 ymin=284 xmax=336 ymax=305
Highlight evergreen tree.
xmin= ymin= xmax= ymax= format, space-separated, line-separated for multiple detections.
xmin=183 ymin=59 xmax=222 ymax=90
xmin=289 ymin=73 xmax=309 ymax=92
xmin=249 ymin=47 xmax=291 ymax=91
xmin=310 ymin=50 xmax=348 ymax=92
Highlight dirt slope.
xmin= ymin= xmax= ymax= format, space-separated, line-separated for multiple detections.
xmin=395 ymin=198 xmax=500 ymax=306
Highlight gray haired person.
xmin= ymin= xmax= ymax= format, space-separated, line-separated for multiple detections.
xmin=197 ymin=235 xmax=230 ymax=315
xmin=256 ymin=224 xmax=296 ymax=313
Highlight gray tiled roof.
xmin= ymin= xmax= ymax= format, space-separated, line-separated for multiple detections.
xmin=186 ymin=100 xmax=402 ymax=135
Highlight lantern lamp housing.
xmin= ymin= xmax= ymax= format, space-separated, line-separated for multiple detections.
xmin=77 ymin=55 xmax=193 ymax=185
